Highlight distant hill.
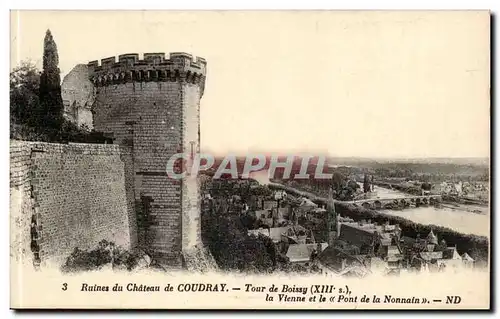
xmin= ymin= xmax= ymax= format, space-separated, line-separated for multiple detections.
xmin=200 ymin=153 xmax=488 ymax=181
xmin=327 ymin=156 xmax=489 ymax=167
xmin=327 ymin=157 xmax=489 ymax=180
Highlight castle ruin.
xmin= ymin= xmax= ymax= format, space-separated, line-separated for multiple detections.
xmin=87 ymin=52 xmax=207 ymax=266
xmin=10 ymin=52 xmax=209 ymax=270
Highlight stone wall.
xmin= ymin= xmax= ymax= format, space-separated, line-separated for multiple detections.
xmin=10 ymin=141 xmax=35 ymax=267
xmin=10 ymin=140 xmax=132 ymax=268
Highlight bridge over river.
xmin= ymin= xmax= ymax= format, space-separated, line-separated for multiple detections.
xmin=345 ymin=194 xmax=443 ymax=210
xmin=267 ymin=180 xmax=487 ymax=236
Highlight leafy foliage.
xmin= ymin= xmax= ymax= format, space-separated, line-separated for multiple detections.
xmin=363 ymin=174 xmax=371 ymax=193
xmin=10 ymin=31 xmax=110 ymax=144
xmin=201 ymin=202 xmax=276 ymax=273
xmin=37 ymin=30 xmax=65 ymax=134
xmin=61 ymin=240 xmax=141 ymax=273
xmin=10 ymin=60 xmax=41 ymax=126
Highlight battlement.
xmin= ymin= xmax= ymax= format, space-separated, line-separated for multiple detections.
xmin=88 ymin=52 xmax=207 ymax=89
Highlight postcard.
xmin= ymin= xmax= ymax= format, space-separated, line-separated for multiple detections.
xmin=9 ymin=10 xmax=490 ymax=309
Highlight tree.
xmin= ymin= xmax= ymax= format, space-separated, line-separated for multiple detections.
xmin=331 ymin=171 xmax=345 ymax=191
xmin=421 ymin=182 xmax=432 ymax=191
xmin=10 ymin=31 xmax=109 ymax=144
xmin=10 ymin=60 xmax=41 ymax=125
xmin=38 ymin=29 xmax=64 ymax=135
xmin=363 ymin=174 xmax=371 ymax=193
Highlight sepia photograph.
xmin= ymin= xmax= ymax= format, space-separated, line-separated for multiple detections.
xmin=9 ymin=10 xmax=490 ymax=309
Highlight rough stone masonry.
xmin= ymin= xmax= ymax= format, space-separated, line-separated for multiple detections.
xmin=88 ymin=52 xmax=207 ymax=267
xmin=10 ymin=140 xmax=131 ymax=268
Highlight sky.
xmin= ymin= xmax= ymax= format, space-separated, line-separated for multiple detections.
xmin=10 ymin=11 xmax=490 ymax=158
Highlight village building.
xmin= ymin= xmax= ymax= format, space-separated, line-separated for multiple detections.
xmin=399 ymin=230 xmax=474 ymax=272
xmin=305 ymin=207 xmax=328 ymax=224
xmin=461 ymin=253 xmax=475 ymax=268
xmin=286 ymin=242 xmax=328 ymax=265
xmin=248 ymin=225 xmax=315 ymax=245
xmin=252 ymin=209 xmax=274 ymax=228
xmin=247 ymin=228 xmax=271 ymax=238
xmin=337 ymin=221 xmax=402 ymax=256
xmin=313 ymin=246 xmax=371 ymax=278
xmin=250 ymin=205 xmax=293 ymax=228
xmin=439 ymin=246 xmax=465 ymax=269
xmin=296 ymin=197 xmax=318 ymax=213
xmin=282 ymin=225 xmax=316 ymax=244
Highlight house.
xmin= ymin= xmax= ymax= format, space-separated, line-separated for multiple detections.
xmin=286 ymin=243 xmax=328 ymax=264
xmin=385 ymin=245 xmax=403 ymax=265
xmin=337 ymin=221 xmax=403 ymax=256
xmin=419 ymin=251 xmax=443 ymax=262
xmin=249 ymin=225 xmax=314 ymax=244
xmin=400 ymin=230 xmax=442 ymax=255
xmin=275 ymin=207 xmax=291 ymax=221
xmin=297 ymin=197 xmax=318 ymax=213
xmin=387 ymin=254 xmax=403 ymax=270
xmin=270 ymin=227 xmax=292 ymax=243
xmin=379 ymin=233 xmax=393 ymax=246
xmin=443 ymin=246 xmax=461 ymax=259
xmin=338 ymin=223 xmax=378 ymax=254
xmin=437 ymin=182 xmax=453 ymax=194
xmin=306 ymin=208 xmax=328 ymax=224
xmin=253 ymin=209 xmax=271 ymax=220
xmin=461 ymin=253 xmax=475 ymax=268
xmin=454 ymin=181 xmax=463 ymax=196
xmin=263 ymin=200 xmax=278 ymax=210
xmin=314 ymin=246 xmax=371 ymax=278
xmin=248 ymin=228 xmax=270 ymax=238
xmin=401 ymin=230 xmax=473 ymax=271
xmin=440 ymin=246 xmax=464 ymax=269
xmin=426 ymin=230 xmax=438 ymax=244
xmin=274 ymin=190 xmax=287 ymax=201
xmin=281 ymin=225 xmax=316 ymax=244
xmin=368 ymin=257 xmax=387 ymax=273
xmin=251 ymin=209 xmax=274 ymax=227
xmin=329 ymin=240 xmax=361 ymax=255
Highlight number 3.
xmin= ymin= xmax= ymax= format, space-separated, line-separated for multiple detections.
xmin=62 ymin=283 xmax=67 ymax=291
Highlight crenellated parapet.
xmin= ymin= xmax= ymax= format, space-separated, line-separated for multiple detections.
xmin=87 ymin=52 xmax=207 ymax=93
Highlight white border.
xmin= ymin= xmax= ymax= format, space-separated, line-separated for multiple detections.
xmin=2 ymin=1 xmax=497 ymax=318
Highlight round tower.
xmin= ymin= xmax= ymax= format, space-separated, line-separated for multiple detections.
xmin=88 ymin=52 xmax=206 ymax=266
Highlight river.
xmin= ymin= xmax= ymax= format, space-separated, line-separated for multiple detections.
xmin=365 ymin=184 xmax=489 ymax=237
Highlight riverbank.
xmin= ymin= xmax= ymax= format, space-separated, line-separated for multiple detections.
xmin=374 ymin=181 xmax=489 ymax=207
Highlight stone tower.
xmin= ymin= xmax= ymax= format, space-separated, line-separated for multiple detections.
xmin=87 ymin=52 xmax=206 ymax=266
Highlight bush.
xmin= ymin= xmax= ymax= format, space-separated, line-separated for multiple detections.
xmin=11 ymin=119 xmax=112 ymax=144
xmin=201 ymin=199 xmax=289 ymax=273
xmin=61 ymin=240 xmax=141 ymax=273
